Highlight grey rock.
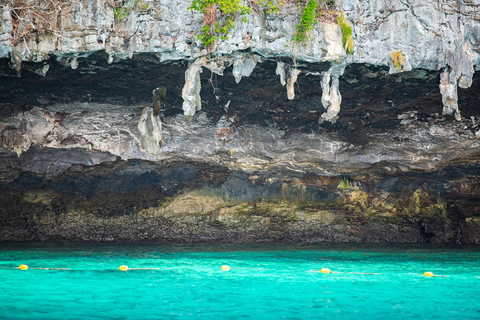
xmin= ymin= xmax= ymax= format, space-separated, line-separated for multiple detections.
xmin=320 ymin=65 xmax=345 ymax=123
xmin=137 ymin=107 xmax=163 ymax=155
xmin=0 ymin=0 xmax=480 ymax=244
xmin=232 ymin=55 xmax=258 ymax=83
xmin=181 ymin=59 xmax=203 ymax=117
xmin=286 ymin=68 xmax=301 ymax=100
xmin=1 ymin=0 xmax=479 ymax=119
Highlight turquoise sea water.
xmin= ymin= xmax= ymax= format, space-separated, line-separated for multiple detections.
xmin=0 ymin=243 xmax=479 ymax=319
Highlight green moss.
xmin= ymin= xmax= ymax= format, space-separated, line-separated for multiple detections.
xmin=408 ymin=189 xmax=448 ymax=223
xmin=402 ymin=189 xmax=453 ymax=240
xmin=337 ymin=177 xmax=359 ymax=190
xmin=391 ymin=51 xmax=405 ymax=70
xmin=160 ymin=188 xmax=225 ymax=215
xmin=337 ymin=12 xmax=353 ymax=54
xmin=407 ymin=189 xmax=429 ymax=216
xmin=240 ymin=201 xmax=299 ymax=222
xmin=342 ymin=190 xmax=369 ymax=214
xmin=113 ymin=0 xmax=148 ymax=20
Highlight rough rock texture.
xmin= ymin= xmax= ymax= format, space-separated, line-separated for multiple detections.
xmin=138 ymin=106 xmax=163 ymax=154
xmin=0 ymin=0 xmax=479 ymax=243
xmin=1 ymin=0 xmax=479 ymax=117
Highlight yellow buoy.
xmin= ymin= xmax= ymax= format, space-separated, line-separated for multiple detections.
xmin=19 ymin=264 xmax=29 ymax=270
xmin=424 ymin=271 xmax=434 ymax=277
xmin=119 ymin=265 xmax=129 ymax=271
xmin=221 ymin=265 xmax=230 ymax=271
xmin=320 ymin=268 xmax=331 ymax=274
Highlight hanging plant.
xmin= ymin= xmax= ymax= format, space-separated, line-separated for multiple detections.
xmin=189 ymin=0 xmax=252 ymax=48
xmin=337 ymin=12 xmax=353 ymax=54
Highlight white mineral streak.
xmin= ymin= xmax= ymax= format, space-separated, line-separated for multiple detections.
xmin=438 ymin=44 xmax=476 ymax=121
xmin=439 ymin=67 xmax=461 ymax=121
xmin=0 ymin=6 xmax=13 ymax=58
xmin=180 ymin=56 xmax=235 ymax=117
xmin=320 ymin=66 xmax=344 ymax=123
xmin=457 ymin=43 xmax=476 ymax=89
xmin=182 ymin=59 xmax=203 ymax=117
xmin=1 ymin=103 xmax=480 ymax=174
xmin=137 ymin=107 xmax=163 ymax=154
xmin=324 ymin=23 xmax=344 ymax=60
xmin=233 ymin=55 xmax=257 ymax=83
xmin=275 ymin=62 xmax=286 ymax=86
xmin=70 ymin=57 xmax=79 ymax=70
xmin=286 ymin=68 xmax=300 ymax=100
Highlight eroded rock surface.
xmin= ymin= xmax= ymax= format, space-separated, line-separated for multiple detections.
xmin=1 ymin=0 xmax=479 ymax=118
xmin=0 ymin=0 xmax=479 ymax=243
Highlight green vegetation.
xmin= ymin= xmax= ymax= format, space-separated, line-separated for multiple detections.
xmin=291 ymin=1 xmax=353 ymax=52
xmin=292 ymin=0 xmax=319 ymax=45
xmin=337 ymin=177 xmax=351 ymax=190
xmin=188 ymin=0 xmax=252 ymax=47
xmin=337 ymin=12 xmax=353 ymax=54
xmin=346 ymin=190 xmax=369 ymax=211
xmin=405 ymin=189 xmax=451 ymax=239
xmin=256 ymin=0 xmax=284 ymax=14
xmin=188 ymin=0 xmax=287 ymax=47
xmin=391 ymin=51 xmax=405 ymax=70
xmin=188 ymin=0 xmax=354 ymax=53
xmin=240 ymin=201 xmax=300 ymax=223
xmin=406 ymin=189 xmax=446 ymax=217
xmin=113 ymin=0 xmax=148 ymax=21
xmin=337 ymin=177 xmax=360 ymax=190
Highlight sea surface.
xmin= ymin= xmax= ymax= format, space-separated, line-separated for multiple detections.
xmin=0 ymin=242 xmax=479 ymax=319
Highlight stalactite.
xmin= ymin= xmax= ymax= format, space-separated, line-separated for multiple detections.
xmin=286 ymin=68 xmax=300 ymax=100
xmin=181 ymin=59 xmax=203 ymax=118
xmin=320 ymin=66 xmax=344 ymax=123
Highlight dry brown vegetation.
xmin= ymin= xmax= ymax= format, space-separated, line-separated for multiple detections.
xmin=5 ymin=0 xmax=70 ymax=46
xmin=203 ymin=3 xmax=218 ymax=27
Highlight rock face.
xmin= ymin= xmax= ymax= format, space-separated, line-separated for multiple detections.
xmin=1 ymin=0 xmax=479 ymax=118
xmin=0 ymin=0 xmax=479 ymax=243
xmin=138 ymin=106 xmax=163 ymax=154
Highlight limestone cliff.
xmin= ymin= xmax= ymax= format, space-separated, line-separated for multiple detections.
xmin=0 ymin=0 xmax=479 ymax=243
xmin=1 ymin=0 xmax=479 ymax=119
